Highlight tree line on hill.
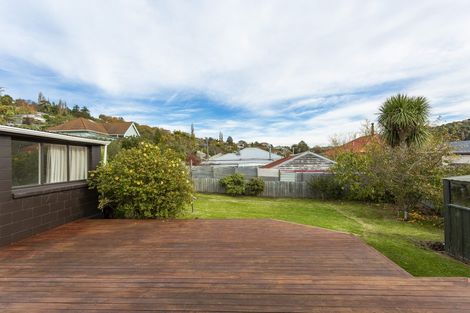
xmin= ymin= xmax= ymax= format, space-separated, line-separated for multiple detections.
xmin=0 ymin=89 xmax=316 ymax=163
xmin=434 ymin=118 xmax=470 ymax=141
xmin=1 ymin=89 xmax=468 ymax=165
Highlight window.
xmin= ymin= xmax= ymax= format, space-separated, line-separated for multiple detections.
xmin=11 ymin=140 xmax=90 ymax=187
xmin=12 ymin=140 xmax=40 ymax=187
xmin=42 ymin=144 xmax=68 ymax=184
xmin=69 ymin=146 xmax=88 ymax=181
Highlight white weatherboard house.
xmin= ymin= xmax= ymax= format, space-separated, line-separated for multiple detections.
xmin=260 ymin=151 xmax=336 ymax=182
xmin=201 ymin=147 xmax=282 ymax=167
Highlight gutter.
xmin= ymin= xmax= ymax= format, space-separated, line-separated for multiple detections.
xmin=0 ymin=125 xmax=111 ymax=146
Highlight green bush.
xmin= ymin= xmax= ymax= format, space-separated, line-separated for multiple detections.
xmin=246 ymin=177 xmax=265 ymax=196
xmin=88 ymin=142 xmax=193 ymax=218
xmin=308 ymin=175 xmax=343 ymax=200
xmin=332 ymin=133 xmax=470 ymax=216
xmin=106 ymin=137 xmax=152 ymax=161
xmin=333 ymin=148 xmax=391 ymax=203
xmin=220 ymin=173 xmax=246 ymax=196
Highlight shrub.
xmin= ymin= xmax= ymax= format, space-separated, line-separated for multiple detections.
xmin=106 ymin=137 xmax=152 ymax=161
xmin=332 ymin=132 xmax=469 ymax=216
xmin=308 ymin=175 xmax=343 ymax=200
xmin=88 ymin=142 xmax=193 ymax=218
xmin=333 ymin=146 xmax=391 ymax=203
xmin=246 ymin=177 xmax=265 ymax=196
xmin=220 ymin=173 xmax=246 ymax=196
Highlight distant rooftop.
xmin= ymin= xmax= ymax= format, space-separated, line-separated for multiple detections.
xmin=450 ymin=140 xmax=470 ymax=154
xmin=48 ymin=117 xmax=135 ymax=136
xmin=324 ymin=134 xmax=380 ymax=157
xmin=445 ymin=175 xmax=470 ymax=183
xmin=202 ymin=147 xmax=282 ymax=167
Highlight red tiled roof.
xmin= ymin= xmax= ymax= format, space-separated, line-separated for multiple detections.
xmin=102 ymin=122 xmax=133 ymax=135
xmin=324 ymin=134 xmax=380 ymax=157
xmin=48 ymin=118 xmax=132 ymax=135
xmin=262 ymin=155 xmax=294 ymax=168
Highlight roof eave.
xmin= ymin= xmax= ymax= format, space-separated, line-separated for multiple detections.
xmin=0 ymin=125 xmax=110 ymax=145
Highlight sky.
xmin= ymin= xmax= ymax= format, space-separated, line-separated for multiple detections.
xmin=0 ymin=0 xmax=469 ymax=146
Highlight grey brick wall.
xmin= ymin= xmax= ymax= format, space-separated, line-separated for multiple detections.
xmin=0 ymin=135 xmax=100 ymax=247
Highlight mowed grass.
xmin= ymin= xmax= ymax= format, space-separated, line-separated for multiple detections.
xmin=188 ymin=193 xmax=470 ymax=277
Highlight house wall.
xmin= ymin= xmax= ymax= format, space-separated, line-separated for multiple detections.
xmin=0 ymin=135 xmax=101 ymax=247
xmin=124 ymin=124 xmax=140 ymax=137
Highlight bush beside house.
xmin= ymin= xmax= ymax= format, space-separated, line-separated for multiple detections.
xmin=88 ymin=142 xmax=193 ymax=218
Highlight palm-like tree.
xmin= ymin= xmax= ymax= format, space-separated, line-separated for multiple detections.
xmin=378 ymin=94 xmax=430 ymax=147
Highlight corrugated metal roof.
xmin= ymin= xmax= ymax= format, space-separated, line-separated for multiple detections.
xmin=210 ymin=148 xmax=282 ymax=161
xmin=450 ymin=141 xmax=470 ymax=153
xmin=201 ymin=148 xmax=282 ymax=167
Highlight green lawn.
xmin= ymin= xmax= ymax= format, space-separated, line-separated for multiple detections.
xmin=188 ymin=193 xmax=470 ymax=277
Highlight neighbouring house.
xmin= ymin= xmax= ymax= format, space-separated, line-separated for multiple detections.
xmin=260 ymin=151 xmax=335 ymax=182
xmin=201 ymin=147 xmax=282 ymax=167
xmin=48 ymin=117 xmax=140 ymax=141
xmin=195 ymin=150 xmax=207 ymax=160
xmin=324 ymin=134 xmax=380 ymax=159
xmin=449 ymin=140 xmax=470 ymax=164
xmin=0 ymin=125 xmax=109 ymax=246
xmin=13 ymin=112 xmax=47 ymax=125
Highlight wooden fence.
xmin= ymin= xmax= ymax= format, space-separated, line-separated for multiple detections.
xmin=191 ymin=165 xmax=328 ymax=182
xmin=193 ymin=178 xmax=317 ymax=199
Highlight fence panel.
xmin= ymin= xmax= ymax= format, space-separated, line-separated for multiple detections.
xmin=192 ymin=178 xmax=225 ymax=194
xmin=213 ymin=167 xmax=235 ymax=179
xmin=443 ymin=178 xmax=470 ymax=262
xmin=192 ymin=178 xmax=316 ymax=199
xmin=191 ymin=166 xmax=213 ymax=179
xmin=235 ymin=167 xmax=257 ymax=179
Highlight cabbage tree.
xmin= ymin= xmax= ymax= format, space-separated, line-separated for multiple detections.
xmin=378 ymin=94 xmax=430 ymax=147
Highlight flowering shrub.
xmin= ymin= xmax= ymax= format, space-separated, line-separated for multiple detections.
xmin=88 ymin=142 xmax=193 ymax=218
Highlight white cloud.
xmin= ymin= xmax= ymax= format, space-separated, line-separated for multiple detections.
xmin=0 ymin=0 xmax=469 ymax=145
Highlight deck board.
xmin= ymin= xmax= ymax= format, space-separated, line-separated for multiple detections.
xmin=0 ymin=219 xmax=468 ymax=312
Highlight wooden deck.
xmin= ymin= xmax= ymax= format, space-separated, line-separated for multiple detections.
xmin=0 ymin=219 xmax=468 ymax=312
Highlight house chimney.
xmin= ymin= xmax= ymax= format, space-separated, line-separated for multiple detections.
xmin=371 ymin=123 xmax=375 ymax=136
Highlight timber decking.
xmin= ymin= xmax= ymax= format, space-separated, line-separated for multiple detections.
xmin=0 ymin=219 xmax=468 ymax=312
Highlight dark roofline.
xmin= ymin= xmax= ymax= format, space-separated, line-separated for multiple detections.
xmin=0 ymin=125 xmax=110 ymax=145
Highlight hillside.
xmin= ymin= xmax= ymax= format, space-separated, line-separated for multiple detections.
xmin=434 ymin=119 xmax=470 ymax=141
xmin=0 ymin=91 xmax=297 ymax=162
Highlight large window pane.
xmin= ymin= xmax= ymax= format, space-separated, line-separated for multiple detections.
xmin=69 ymin=146 xmax=88 ymax=181
xmin=12 ymin=140 xmax=40 ymax=187
xmin=42 ymin=144 xmax=68 ymax=184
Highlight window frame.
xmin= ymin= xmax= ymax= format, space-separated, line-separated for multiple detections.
xmin=11 ymin=138 xmax=91 ymax=190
